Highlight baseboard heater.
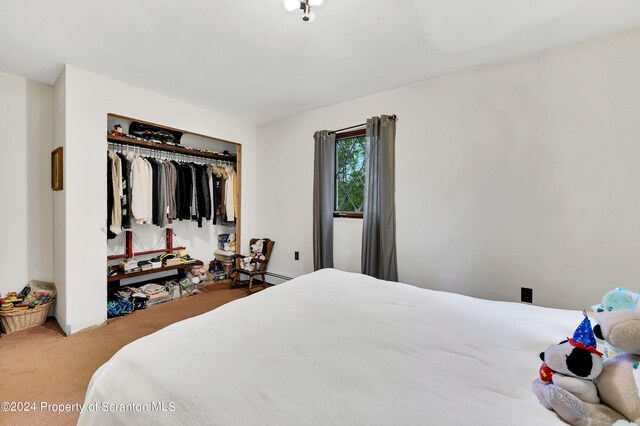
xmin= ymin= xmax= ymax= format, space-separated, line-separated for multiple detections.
xmin=266 ymin=272 xmax=293 ymax=281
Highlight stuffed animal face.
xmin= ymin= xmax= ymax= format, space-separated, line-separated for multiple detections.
xmin=598 ymin=288 xmax=639 ymax=312
xmin=540 ymin=340 xmax=603 ymax=380
xmin=594 ymin=308 xmax=640 ymax=355
xmin=251 ymin=239 xmax=264 ymax=255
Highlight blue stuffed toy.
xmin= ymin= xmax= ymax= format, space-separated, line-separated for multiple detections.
xmin=596 ymin=288 xmax=638 ymax=313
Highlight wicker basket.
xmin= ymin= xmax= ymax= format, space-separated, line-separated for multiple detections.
xmin=0 ymin=280 xmax=57 ymax=334
xmin=0 ymin=300 xmax=55 ymax=334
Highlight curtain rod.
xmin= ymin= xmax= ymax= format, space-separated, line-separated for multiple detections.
xmin=328 ymin=114 xmax=397 ymax=134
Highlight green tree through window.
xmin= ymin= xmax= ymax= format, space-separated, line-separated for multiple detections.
xmin=335 ymin=136 xmax=367 ymax=213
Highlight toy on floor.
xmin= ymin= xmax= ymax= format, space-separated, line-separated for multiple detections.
xmin=239 ymin=239 xmax=266 ymax=272
xmin=178 ymin=278 xmax=198 ymax=296
xmin=536 ymin=311 xmax=603 ymax=404
xmin=533 ymin=289 xmax=640 ymax=425
xmin=186 ymin=265 xmax=208 ymax=284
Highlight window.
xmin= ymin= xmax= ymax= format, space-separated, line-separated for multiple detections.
xmin=334 ymin=129 xmax=367 ymax=218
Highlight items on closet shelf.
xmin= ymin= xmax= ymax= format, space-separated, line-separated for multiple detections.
xmin=107 ymin=149 xmax=237 ymax=239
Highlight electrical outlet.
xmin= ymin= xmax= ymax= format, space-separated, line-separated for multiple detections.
xmin=294 ymin=251 xmax=299 ymax=261
xmin=521 ymin=287 xmax=533 ymax=304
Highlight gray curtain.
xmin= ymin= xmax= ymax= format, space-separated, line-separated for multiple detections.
xmin=313 ymin=130 xmax=336 ymax=270
xmin=362 ymin=115 xmax=398 ymax=281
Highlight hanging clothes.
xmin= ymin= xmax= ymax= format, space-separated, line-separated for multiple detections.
xmin=179 ymin=163 xmax=193 ymax=221
xmin=189 ymin=164 xmax=198 ymax=220
xmin=116 ymin=151 xmax=149 ymax=225
xmin=107 ymin=153 xmax=116 ymax=240
xmin=233 ymin=167 xmax=239 ymax=222
xmin=172 ymin=160 xmax=184 ymax=220
xmin=149 ymin=158 xmax=158 ymax=226
xmin=211 ymin=166 xmax=220 ymax=225
xmin=130 ymin=154 xmax=148 ymax=224
xmin=158 ymin=160 xmax=168 ymax=228
xmin=202 ymin=165 xmax=211 ymax=222
xmin=108 ymin=150 xmax=123 ymax=235
xmin=166 ymin=161 xmax=177 ymax=222
xmin=208 ymin=168 xmax=214 ymax=223
xmin=107 ymin=148 xmax=236 ymax=232
xmin=116 ymin=152 xmax=131 ymax=230
xmin=217 ymin=166 xmax=227 ymax=222
xmin=195 ymin=165 xmax=205 ymax=227
xmin=225 ymin=165 xmax=235 ymax=222
xmin=193 ymin=164 xmax=212 ymax=228
xmin=140 ymin=156 xmax=148 ymax=223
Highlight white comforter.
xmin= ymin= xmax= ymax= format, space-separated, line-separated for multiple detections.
xmin=79 ymin=269 xmax=575 ymax=425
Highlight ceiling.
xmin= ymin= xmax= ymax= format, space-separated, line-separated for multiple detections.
xmin=1 ymin=0 xmax=640 ymax=124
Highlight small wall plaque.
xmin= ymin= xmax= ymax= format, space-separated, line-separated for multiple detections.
xmin=51 ymin=147 xmax=63 ymax=191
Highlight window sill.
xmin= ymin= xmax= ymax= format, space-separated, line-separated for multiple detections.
xmin=333 ymin=212 xmax=363 ymax=219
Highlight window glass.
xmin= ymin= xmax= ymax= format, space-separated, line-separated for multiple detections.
xmin=335 ymin=136 xmax=367 ymax=213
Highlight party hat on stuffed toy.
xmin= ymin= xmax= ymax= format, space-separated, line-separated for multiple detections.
xmin=568 ymin=310 xmax=603 ymax=357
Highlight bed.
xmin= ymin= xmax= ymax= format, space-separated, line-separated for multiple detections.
xmin=79 ymin=269 xmax=573 ymax=425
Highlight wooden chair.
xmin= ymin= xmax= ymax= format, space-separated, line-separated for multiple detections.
xmin=231 ymin=238 xmax=275 ymax=293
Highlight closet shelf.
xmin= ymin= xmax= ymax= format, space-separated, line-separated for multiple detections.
xmin=107 ymin=134 xmax=237 ymax=162
xmin=107 ymin=260 xmax=204 ymax=283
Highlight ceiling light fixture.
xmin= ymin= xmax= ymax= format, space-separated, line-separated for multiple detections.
xmin=284 ymin=0 xmax=323 ymax=22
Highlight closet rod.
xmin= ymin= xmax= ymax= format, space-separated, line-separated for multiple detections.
xmin=107 ymin=134 xmax=236 ymax=163
xmin=328 ymin=114 xmax=398 ymax=135
xmin=107 ymin=141 xmax=235 ymax=166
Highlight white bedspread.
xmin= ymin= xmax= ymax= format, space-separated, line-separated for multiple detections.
xmin=79 ymin=269 xmax=575 ymax=425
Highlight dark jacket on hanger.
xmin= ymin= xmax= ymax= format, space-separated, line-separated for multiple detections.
xmin=218 ymin=172 xmax=226 ymax=223
xmin=178 ymin=163 xmax=193 ymax=221
xmin=117 ymin=152 xmax=131 ymax=230
xmin=211 ymin=170 xmax=220 ymax=225
xmin=194 ymin=165 xmax=212 ymax=228
xmin=157 ymin=160 xmax=168 ymax=228
xmin=170 ymin=161 xmax=181 ymax=220
xmin=202 ymin=165 xmax=211 ymax=221
xmin=150 ymin=158 xmax=159 ymax=226
xmin=107 ymin=153 xmax=116 ymax=240
xmin=188 ymin=164 xmax=198 ymax=220
xmin=195 ymin=165 xmax=204 ymax=227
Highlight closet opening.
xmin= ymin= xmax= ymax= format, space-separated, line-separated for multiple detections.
xmin=105 ymin=113 xmax=242 ymax=315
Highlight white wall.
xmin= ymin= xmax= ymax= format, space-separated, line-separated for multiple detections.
xmin=52 ymin=68 xmax=66 ymax=324
xmin=55 ymin=66 xmax=256 ymax=334
xmin=0 ymin=71 xmax=53 ymax=296
xmin=256 ymin=29 xmax=640 ymax=310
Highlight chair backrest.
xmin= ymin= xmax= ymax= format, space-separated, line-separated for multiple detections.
xmin=249 ymin=238 xmax=275 ymax=272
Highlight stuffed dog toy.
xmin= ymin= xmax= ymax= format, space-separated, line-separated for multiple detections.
xmin=223 ymin=233 xmax=236 ymax=253
xmin=536 ymin=312 xmax=604 ymax=405
xmin=239 ymin=239 xmax=267 ymax=272
xmin=533 ymin=291 xmax=640 ymax=426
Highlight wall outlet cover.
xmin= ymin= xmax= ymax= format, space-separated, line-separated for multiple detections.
xmin=294 ymin=251 xmax=299 ymax=260
xmin=521 ymin=287 xmax=533 ymax=304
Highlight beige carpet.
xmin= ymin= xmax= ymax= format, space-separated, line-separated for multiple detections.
xmin=0 ymin=282 xmax=251 ymax=426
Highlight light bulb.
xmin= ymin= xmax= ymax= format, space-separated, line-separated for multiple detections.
xmin=309 ymin=0 xmax=323 ymax=6
xmin=307 ymin=10 xmax=316 ymax=22
xmin=284 ymin=0 xmax=299 ymax=12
